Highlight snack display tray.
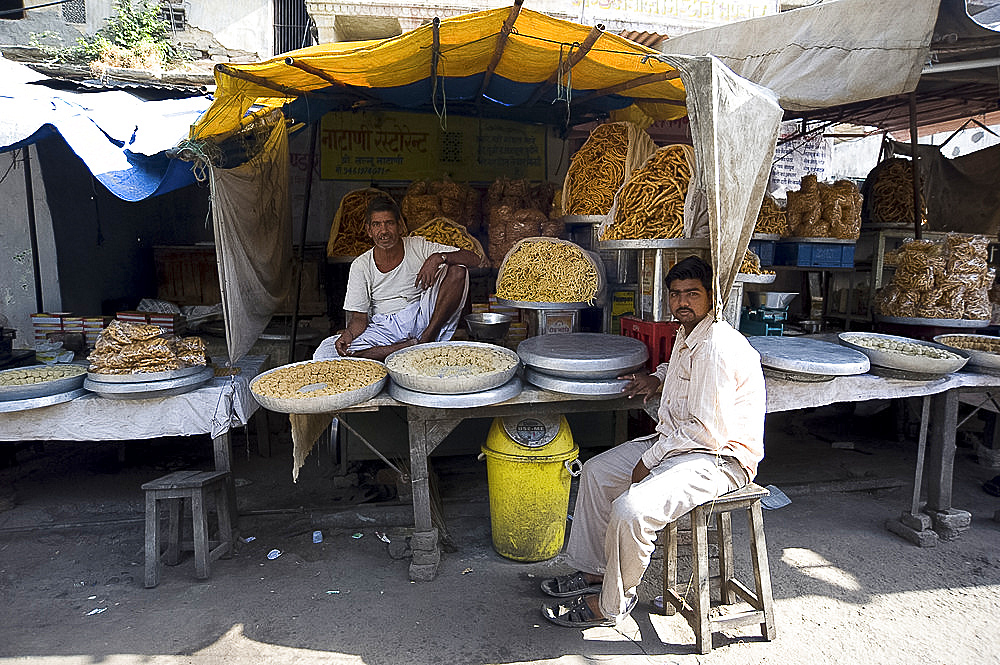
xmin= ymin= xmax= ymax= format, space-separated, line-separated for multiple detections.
xmin=875 ymin=315 xmax=989 ymax=328
xmin=388 ymin=376 xmax=523 ymax=408
xmin=0 ymin=365 xmax=86 ymax=401
xmin=735 ymin=273 xmax=777 ymax=284
xmin=0 ymin=388 xmax=88 ymax=413
xmin=494 ymin=298 xmax=590 ymax=310
xmin=748 ymin=336 xmax=870 ymax=376
xmin=385 ymin=341 xmax=520 ymax=395
xmin=838 ymin=332 xmax=968 ymax=377
xmin=932 ymin=334 xmax=1000 ymax=373
xmin=523 ymin=368 xmax=629 ymax=398
xmin=597 ymin=238 xmax=710 ymax=250
xmin=517 ymin=333 xmax=648 ymax=379
xmin=86 ymin=364 xmax=206 ymax=383
xmin=250 ymin=358 xmax=387 ymax=414
xmin=84 ymin=366 xmax=215 ymax=400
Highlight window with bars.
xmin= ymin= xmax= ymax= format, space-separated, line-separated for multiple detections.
xmin=273 ymin=0 xmax=314 ymax=54
xmin=159 ymin=1 xmax=186 ymax=31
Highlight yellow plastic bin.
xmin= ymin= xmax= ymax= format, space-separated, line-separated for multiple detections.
xmin=480 ymin=415 xmax=581 ymax=562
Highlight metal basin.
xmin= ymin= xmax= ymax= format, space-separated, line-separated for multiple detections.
xmin=746 ymin=291 xmax=798 ymax=309
xmin=464 ymin=312 xmax=513 ymax=341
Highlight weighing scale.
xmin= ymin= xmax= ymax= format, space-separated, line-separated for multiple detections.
xmin=739 ymin=292 xmax=798 ymax=337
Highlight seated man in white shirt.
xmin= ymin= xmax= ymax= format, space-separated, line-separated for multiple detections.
xmin=315 ymin=195 xmax=481 ymax=362
xmin=540 ymin=255 xmax=766 ymax=628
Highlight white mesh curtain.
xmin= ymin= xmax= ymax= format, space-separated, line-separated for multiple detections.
xmin=209 ymin=118 xmax=293 ymax=362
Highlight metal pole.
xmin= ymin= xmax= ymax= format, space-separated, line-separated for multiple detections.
xmin=22 ymin=148 xmax=44 ymax=312
xmin=288 ymin=121 xmax=319 ymax=362
xmin=908 ymin=92 xmax=922 ymax=240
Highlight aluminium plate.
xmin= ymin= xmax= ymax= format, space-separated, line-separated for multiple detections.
xmin=86 ymin=364 xmax=206 ymax=383
xmin=388 ymin=376 xmax=523 ymax=408
xmin=250 ymin=358 xmax=387 ymax=414
xmin=875 ymin=315 xmax=989 ymax=329
xmin=494 ymin=298 xmax=590 ymax=310
xmin=597 ymin=238 xmax=710 ymax=250
xmin=933 ymin=334 xmax=1000 ymax=373
xmin=839 ymin=332 xmax=968 ymax=376
xmin=0 ymin=388 xmax=88 ymax=413
xmin=0 ymin=365 xmax=87 ymax=401
xmin=85 ymin=366 xmax=215 ymax=399
xmin=735 ymin=273 xmax=777 ymax=284
xmin=384 ymin=341 xmax=519 ymax=395
xmin=523 ymin=368 xmax=629 ymax=397
xmin=747 ymin=336 xmax=869 ymax=376
xmin=517 ymin=333 xmax=648 ymax=379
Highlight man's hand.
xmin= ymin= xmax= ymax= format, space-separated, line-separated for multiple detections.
xmin=631 ymin=460 xmax=650 ymax=484
xmin=620 ymin=371 xmax=662 ymax=403
xmin=334 ymin=331 xmax=354 ymax=356
xmin=416 ymin=254 xmax=445 ymax=290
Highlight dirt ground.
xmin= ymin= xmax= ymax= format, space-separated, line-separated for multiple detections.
xmin=1 ymin=403 xmax=999 ymax=665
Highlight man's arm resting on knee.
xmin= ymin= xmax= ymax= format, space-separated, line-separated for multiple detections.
xmin=336 ymin=311 xmax=369 ymax=355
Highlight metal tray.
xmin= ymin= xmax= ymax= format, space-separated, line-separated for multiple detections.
xmin=839 ymin=332 xmax=968 ymax=377
xmin=735 ymin=273 xmax=777 ymax=284
xmin=494 ymin=298 xmax=590 ymax=310
xmin=782 ymin=236 xmax=857 ymax=244
xmin=388 ymin=376 xmax=523 ymax=408
xmin=762 ymin=368 xmax=837 ymax=383
xmin=747 ymin=337 xmax=869 ymax=376
xmin=517 ymin=333 xmax=648 ymax=379
xmin=933 ymin=334 xmax=1000 ymax=374
xmin=875 ymin=315 xmax=989 ymax=328
xmin=250 ymin=358 xmax=387 ymax=414
xmin=597 ymin=237 xmax=710 ymax=250
xmin=0 ymin=388 xmax=88 ymax=413
xmin=86 ymin=364 xmax=206 ymax=383
xmin=752 ymin=233 xmax=781 ymax=241
xmin=560 ymin=215 xmax=607 ymax=225
xmin=85 ymin=366 xmax=215 ymax=400
xmin=385 ymin=341 xmax=520 ymax=395
xmin=0 ymin=365 xmax=87 ymax=401
xmin=523 ymin=367 xmax=629 ymax=398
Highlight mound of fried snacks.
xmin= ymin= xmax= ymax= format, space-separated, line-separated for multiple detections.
xmin=408 ymin=217 xmax=485 ymax=262
xmin=327 ymin=189 xmax=398 ymax=257
xmin=496 ymin=239 xmax=600 ymax=304
xmin=786 ymin=174 xmax=862 ymax=239
xmin=252 ymin=360 xmax=386 ymax=400
xmin=564 ymin=124 xmax=629 ymax=215
xmin=870 ymin=158 xmax=927 ymax=227
xmin=755 ymin=194 xmax=788 ymax=236
xmin=739 ymin=249 xmax=774 ymax=276
xmin=88 ymin=319 xmax=207 ymax=374
xmin=601 ymin=145 xmax=692 ymax=240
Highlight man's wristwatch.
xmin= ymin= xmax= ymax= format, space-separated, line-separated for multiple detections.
xmin=439 ymin=252 xmax=447 ymax=265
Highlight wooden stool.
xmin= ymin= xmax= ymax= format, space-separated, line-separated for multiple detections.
xmin=142 ymin=470 xmax=233 ymax=588
xmin=660 ymin=482 xmax=775 ymax=654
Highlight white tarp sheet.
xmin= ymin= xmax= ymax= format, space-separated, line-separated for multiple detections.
xmin=209 ymin=118 xmax=294 ymax=363
xmin=658 ymin=0 xmax=939 ymax=113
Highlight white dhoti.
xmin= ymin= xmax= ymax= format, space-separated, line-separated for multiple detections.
xmin=314 ymin=266 xmax=468 ymax=359
xmin=565 ymin=436 xmax=748 ymax=620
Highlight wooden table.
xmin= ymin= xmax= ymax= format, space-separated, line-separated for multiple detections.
xmin=342 ymin=370 xmax=1000 ymax=579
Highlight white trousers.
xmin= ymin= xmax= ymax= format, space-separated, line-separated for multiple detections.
xmin=564 ymin=435 xmax=748 ymax=620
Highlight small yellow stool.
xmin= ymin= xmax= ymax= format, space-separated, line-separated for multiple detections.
xmin=142 ymin=470 xmax=233 ymax=588
xmin=660 ymin=482 xmax=776 ymax=654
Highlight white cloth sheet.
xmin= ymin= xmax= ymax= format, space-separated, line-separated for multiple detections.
xmin=0 ymin=356 xmax=267 ymax=442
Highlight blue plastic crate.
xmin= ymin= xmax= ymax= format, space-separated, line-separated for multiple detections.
xmin=774 ymin=241 xmax=855 ymax=268
xmin=748 ymin=239 xmax=776 ymax=267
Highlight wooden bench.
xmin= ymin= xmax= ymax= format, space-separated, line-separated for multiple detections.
xmin=142 ymin=470 xmax=233 ymax=588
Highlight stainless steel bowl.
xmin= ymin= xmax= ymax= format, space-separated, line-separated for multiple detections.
xmin=464 ymin=312 xmax=513 ymax=341
xmin=746 ymin=291 xmax=798 ymax=309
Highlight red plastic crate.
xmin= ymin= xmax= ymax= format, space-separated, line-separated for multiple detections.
xmin=620 ymin=316 xmax=680 ymax=371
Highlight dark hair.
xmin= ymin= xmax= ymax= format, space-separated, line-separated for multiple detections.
xmin=666 ymin=255 xmax=712 ymax=295
xmin=365 ymin=195 xmax=401 ymax=224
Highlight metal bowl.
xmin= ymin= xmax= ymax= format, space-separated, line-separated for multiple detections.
xmin=839 ymin=332 xmax=968 ymax=377
xmin=933 ymin=334 xmax=1000 ymax=374
xmin=464 ymin=312 xmax=513 ymax=341
xmin=746 ymin=291 xmax=798 ymax=309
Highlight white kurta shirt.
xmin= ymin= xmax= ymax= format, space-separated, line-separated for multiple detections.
xmin=645 ymin=314 xmax=766 ymax=480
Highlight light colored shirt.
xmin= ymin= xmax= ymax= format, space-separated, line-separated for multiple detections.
xmin=644 ymin=313 xmax=766 ymax=480
xmin=343 ymin=235 xmax=456 ymax=317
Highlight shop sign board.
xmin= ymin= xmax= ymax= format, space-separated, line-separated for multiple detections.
xmin=320 ymin=110 xmax=546 ymax=181
xmin=768 ymin=121 xmax=833 ymax=199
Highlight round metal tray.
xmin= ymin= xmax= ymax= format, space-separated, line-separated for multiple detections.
xmin=762 ymin=367 xmax=837 ymax=383
xmin=0 ymin=365 xmax=87 ymax=401
xmin=250 ymin=359 xmax=387 ymax=414
xmin=86 ymin=364 xmax=206 ymax=383
xmin=388 ymin=376 xmax=523 ymax=407
xmin=933 ymin=334 xmax=1000 ymax=374
xmin=597 ymin=237 xmax=710 ymax=250
xmin=868 ymin=365 xmax=953 ymax=381
xmin=560 ymin=215 xmax=607 ymax=225
xmin=875 ymin=315 xmax=989 ymax=328
xmin=517 ymin=333 xmax=648 ymax=379
xmin=735 ymin=273 xmax=777 ymax=284
xmin=523 ymin=367 xmax=629 ymax=398
xmin=385 ymin=341 xmax=520 ymax=395
xmin=0 ymin=387 xmax=88 ymax=413
xmin=752 ymin=233 xmax=781 ymax=241
xmin=84 ymin=366 xmax=215 ymax=400
xmin=747 ymin=336 xmax=869 ymax=376
xmin=494 ymin=298 xmax=590 ymax=310
xmin=839 ymin=332 xmax=968 ymax=377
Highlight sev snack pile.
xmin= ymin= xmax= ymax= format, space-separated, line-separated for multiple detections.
xmin=252 ymin=359 xmax=386 ymax=400
xmin=88 ymin=320 xmax=207 ymax=374
xmin=326 ymin=188 xmax=400 ymax=258
xmin=496 ymin=239 xmax=600 ymax=304
xmin=739 ymin=249 xmax=774 ymax=276
xmin=875 ymin=233 xmax=993 ymax=320
xmin=601 ymin=144 xmax=693 ymax=241
xmin=0 ymin=364 xmax=86 ymax=386
xmin=564 ymin=123 xmax=629 ymax=215
xmin=868 ymin=158 xmax=927 ymax=227
xmin=755 ymin=193 xmax=788 ymax=236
